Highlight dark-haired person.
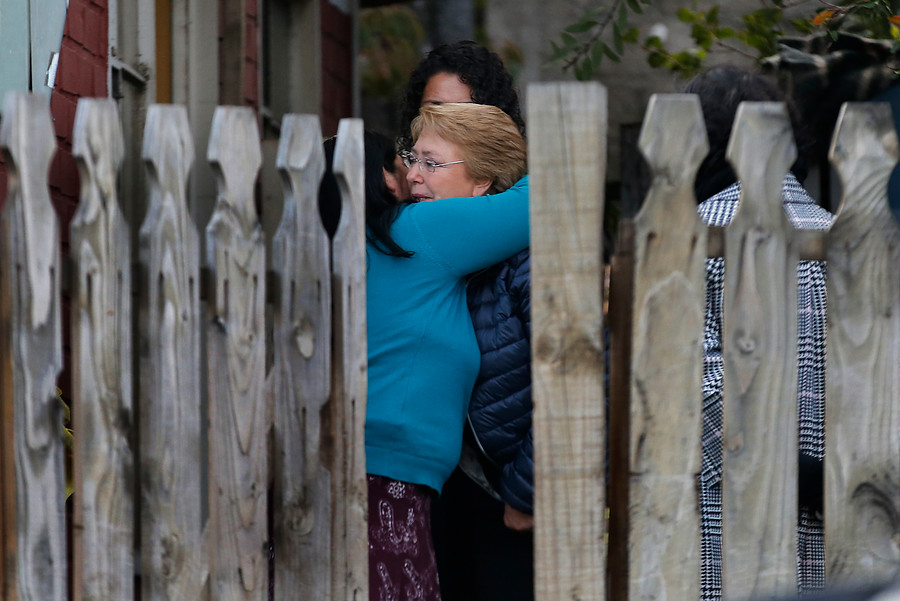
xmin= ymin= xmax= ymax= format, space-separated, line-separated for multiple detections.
xmin=398 ymin=40 xmax=536 ymax=601
xmin=323 ymin=103 xmax=529 ymax=601
xmin=319 ymin=130 xmax=408 ymax=239
xmin=397 ymin=40 xmax=526 ymax=154
xmin=685 ymin=64 xmax=832 ymax=600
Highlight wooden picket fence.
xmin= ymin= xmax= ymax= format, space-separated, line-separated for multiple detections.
xmin=0 ymin=81 xmax=898 ymax=601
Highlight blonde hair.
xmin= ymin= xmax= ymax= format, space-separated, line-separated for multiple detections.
xmin=411 ymin=103 xmax=527 ymax=194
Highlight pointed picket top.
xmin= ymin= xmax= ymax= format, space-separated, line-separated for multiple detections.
xmin=142 ymin=104 xmax=195 ymax=212
xmin=332 ymin=118 xmax=365 ymax=243
xmin=825 ymin=102 xmax=900 ymax=583
xmin=271 ymin=114 xmax=333 ymax=600
xmin=138 ymin=104 xmax=205 ymax=600
xmin=207 ymin=106 xmax=262 ymax=230
xmin=329 ymin=117 xmax=368 ymax=601
xmin=0 ymin=92 xmax=58 ymax=328
xmin=721 ymin=100 xmax=800 ymax=599
xmin=205 ymin=105 xmax=267 ymax=601
xmin=0 ymin=91 xmax=66 ymax=601
xmin=638 ymin=93 xmax=709 ymax=207
xmin=273 ymin=113 xmax=327 ymax=359
xmin=829 ymin=102 xmax=899 ymax=222
xmin=628 ymin=92 xmax=707 ymax=601
xmin=70 ymin=96 xmax=134 ymax=601
xmin=277 ymin=114 xmax=325 ymax=182
xmin=73 ymin=98 xmax=125 ymax=218
xmin=726 ymin=102 xmax=796 ymax=227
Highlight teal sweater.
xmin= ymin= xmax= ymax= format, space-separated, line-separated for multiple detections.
xmin=366 ymin=177 xmax=529 ymax=493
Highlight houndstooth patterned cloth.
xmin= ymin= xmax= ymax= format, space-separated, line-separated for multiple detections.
xmin=697 ymin=174 xmax=832 ymax=600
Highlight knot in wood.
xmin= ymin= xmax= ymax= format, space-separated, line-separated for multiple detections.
xmin=294 ymin=317 xmax=316 ymax=359
xmin=736 ymin=333 xmax=756 ymax=355
xmin=160 ymin=533 xmax=183 ymax=579
xmin=534 ymin=326 xmax=603 ymax=371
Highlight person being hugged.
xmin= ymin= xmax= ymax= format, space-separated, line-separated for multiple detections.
xmin=363 ymin=102 xmax=528 ymax=601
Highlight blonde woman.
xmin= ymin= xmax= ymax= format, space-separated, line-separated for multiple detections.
xmin=364 ymin=103 xmax=527 ymax=601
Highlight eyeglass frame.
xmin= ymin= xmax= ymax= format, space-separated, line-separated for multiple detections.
xmin=400 ymin=150 xmax=465 ymax=174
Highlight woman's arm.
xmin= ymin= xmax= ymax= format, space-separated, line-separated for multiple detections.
xmin=406 ymin=176 xmax=529 ymax=276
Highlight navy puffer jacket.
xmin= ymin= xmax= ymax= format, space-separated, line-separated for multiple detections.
xmin=466 ymin=249 xmax=533 ymax=514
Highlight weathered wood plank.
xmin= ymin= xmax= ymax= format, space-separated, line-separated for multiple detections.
xmin=70 ymin=98 xmax=135 ymax=601
xmin=205 ymin=106 xmax=267 ymax=601
xmin=629 ymin=94 xmax=708 ymax=601
xmin=329 ymin=118 xmax=368 ymax=601
xmin=138 ymin=104 xmax=205 ymax=601
xmin=0 ymin=92 xmax=65 ymax=601
xmin=269 ymin=114 xmax=332 ymax=600
xmin=528 ymin=81 xmax=607 ymax=601
xmin=826 ymin=102 xmax=900 ymax=582
xmin=721 ymin=102 xmax=798 ymax=599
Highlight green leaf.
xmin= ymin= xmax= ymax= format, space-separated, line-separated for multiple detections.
xmin=647 ymin=50 xmax=667 ymax=68
xmin=565 ymin=20 xmax=598 ymax=33
xmin=623 ymin=26 xmax=640 ymax=43
xmin=692 ymin=23 xmax=713 ymax=49
xmin=618 ymin=2 xmax=628 ymax=29
xmin=644 ymin=35 xmax=663 ymax=49
xmin=613 ymin=22 xmax=624 ymax=54
xmin=548 ymin=40 xmax=568 ymax=62
xmin=626 ymin=0 xmax=642 ymax=14
xmin=602 ymin=41 xmax=620 ymax=61
xmin=791 ymin=18 xmax=814 ymax=34
xmin=706 ymin=6 xmax=720 ymax=26
xmin=677 ymin=8 xmax=697 ymax=23
xmin=715 ymin=27 xmax=736 ymax=39
xmin=561 ymin=32 xmax=579 ymax=49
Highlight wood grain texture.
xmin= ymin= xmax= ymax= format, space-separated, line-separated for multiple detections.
xmin=629 ymin=94 xmax=708 ymax=601
xmin=205 ymin=106 xmax=267 ymax=601
xmin=269 ymin=115 xmax=333 ymax=601
xmin=69 ymin=98 xmax=135 ymax=601
xmin=138 ymin=104 xmax=206 ymax=600
xmin=329 ymin=118 xmax=368 ymax=601
xmin=721 ymin=102 xmax=798 ymax=599
xmin=826 ymin=102 xmax=900 ymax=583
xmin=0 ymin=92 xmax=65 ymax=601
xmin=528 ymin=82 xmax=607 ymax=601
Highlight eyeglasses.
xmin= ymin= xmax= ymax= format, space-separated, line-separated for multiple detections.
xmin=400 ymin=151 xmax=465 ymax=174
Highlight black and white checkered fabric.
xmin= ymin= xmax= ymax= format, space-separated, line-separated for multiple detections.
xmin=697 ymin=174 xmax=832 ymax=600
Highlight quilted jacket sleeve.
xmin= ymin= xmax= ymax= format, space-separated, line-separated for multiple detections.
xmin=467 ymin=250 xmax=537 ymax=513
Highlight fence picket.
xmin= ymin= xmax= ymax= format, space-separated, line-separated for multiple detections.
xmin=825 ymin=102 xmax=900 ymax=582
xmin=138 ymin=104 xmax=205 ymax=600
xmin=528 ymin=82 xmax=607 ymax=601
xmin=270 ymin=114 xmax=332 ymax=600
xmin=721 ymin=102 xmax=799 ymax=599
xmin=627 ymin=94 xmax=707 ymax=601
xmin=70 ymin=98 xmax=134 ymax=601
xmin=205 ymin=106 xmax=267 ymax=601
xmin=0 ymin=92 xmax=65 ymax=601
xmin=329 ymin=119 xmax=368 ymax=601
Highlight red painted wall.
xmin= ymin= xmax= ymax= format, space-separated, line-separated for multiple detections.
xmin=321 ymin=0 xmax=353 ymax=137
xmin=245 ymin=0 xmax=260 ymax=109
xmin=51 ymin=0 xmax=109 ymax=402
xmin=52 ymin=0 xmax=109 ymax=250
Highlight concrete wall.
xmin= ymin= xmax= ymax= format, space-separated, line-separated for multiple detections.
xmin=485 ymin=0 xmax=770 ymax=186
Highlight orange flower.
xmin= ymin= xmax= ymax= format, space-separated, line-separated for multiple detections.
xmin=812 ymin=9 xmax=834 ymax=25
xmin=889 ymin=15 xmax=900 ymax=25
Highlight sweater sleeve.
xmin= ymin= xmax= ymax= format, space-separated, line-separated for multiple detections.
xmin=406 ymin=177 xmax=529 ymax=277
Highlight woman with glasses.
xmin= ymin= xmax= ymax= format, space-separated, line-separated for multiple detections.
xmin=362 ymin=102 xmax=527 ymax=601
xmin=399 ymin=41 xmax=536 ymax=601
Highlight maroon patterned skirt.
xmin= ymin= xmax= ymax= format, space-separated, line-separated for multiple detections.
xmin=367 ymin=474 xmax=442 ymax=601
